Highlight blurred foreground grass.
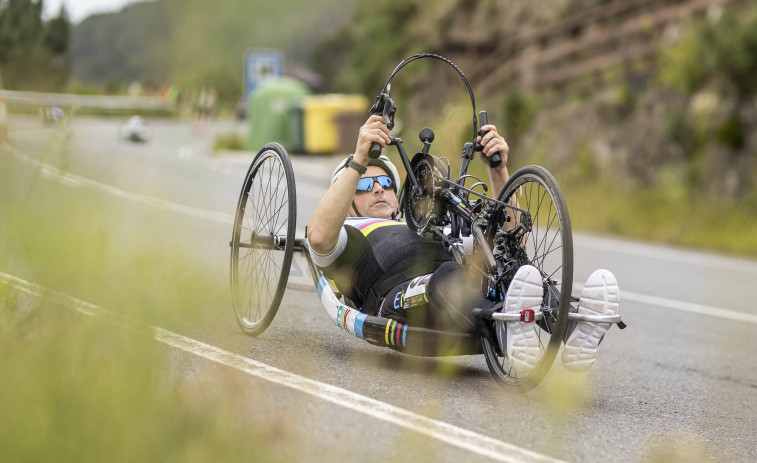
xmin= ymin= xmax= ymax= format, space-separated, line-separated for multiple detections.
xmin=0 ymin=162 xmax=281 ymax=462
xmin=0 ymin=291 xmax=275 ymax=463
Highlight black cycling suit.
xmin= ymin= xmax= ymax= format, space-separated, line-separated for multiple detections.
xmin=308 ymin=217 xmax=494 ymax=334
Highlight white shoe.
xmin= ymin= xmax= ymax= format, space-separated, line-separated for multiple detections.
xmin=562 ymin=269 xmax=620 ymax=372
xmin=502 ymin=265 xmax=544 ymax=377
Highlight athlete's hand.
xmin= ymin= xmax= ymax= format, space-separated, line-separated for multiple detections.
xmin=355 ymin=115 xmax=392 ymax=164
xmin=475 ymin=124 xmax=509 ymax=170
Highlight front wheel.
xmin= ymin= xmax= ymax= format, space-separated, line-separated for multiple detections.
xmin=230 ymin=143 xmax=297 ymax=336
xmin=481 ymin=165 xmax=573 ymax=392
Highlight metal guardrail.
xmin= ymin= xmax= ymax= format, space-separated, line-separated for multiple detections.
xmin=0 ymin=89 xmax=173 ymax=111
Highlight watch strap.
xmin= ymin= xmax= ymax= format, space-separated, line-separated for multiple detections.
xmin=347 ymin=158 xmax=367 ymax=175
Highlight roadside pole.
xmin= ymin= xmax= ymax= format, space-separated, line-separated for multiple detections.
xmin=0 ymin=69 xmax=6 ymax=141
xmin=0 ymin=95 xmax=7 ymax=141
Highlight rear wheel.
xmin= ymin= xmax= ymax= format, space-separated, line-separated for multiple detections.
xmin=230 ymin=143 xmax=296 ymax=336
xmin=481 ymin=165 xmax=573 ymax=392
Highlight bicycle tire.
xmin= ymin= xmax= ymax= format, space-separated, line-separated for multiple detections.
xmin=481 ymin=165 xmax=573 ymax=392
xmin=230 ymin=143 xmax=297 ymax=336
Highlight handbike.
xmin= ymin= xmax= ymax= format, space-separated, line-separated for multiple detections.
xmin=229 ymin=54 xmax=623 ymax=392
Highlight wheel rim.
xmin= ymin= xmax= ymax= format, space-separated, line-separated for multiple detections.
xmin=484 ymin=167 xmax=573 ymax=390
xmin=231 ymin=148 xmax=294 ymax=333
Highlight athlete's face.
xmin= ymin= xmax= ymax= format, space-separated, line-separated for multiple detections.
xmin=351 ymin=166 xmax=399 ymax=219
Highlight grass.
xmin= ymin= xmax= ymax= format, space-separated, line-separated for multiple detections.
xmin=0 ymin=148 xmax=281 ymax=462
xmin=213 ymin=131 xmax=247 ymax=152
xmin=564 ymin=178 xmax=757 ymax=257
xmin=0 ymin=290 xmax=278 ymax=461
xmin=0 ymin=295 xmax=276 ymax=463
xmin=388 ymin=113 xmax=757 ymax=258
xmin=387 ymin=127 xmax=757 ymax=258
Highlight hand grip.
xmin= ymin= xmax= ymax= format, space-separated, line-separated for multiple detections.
xmin=476 ymin=110 xmax=501 ymax=168
xmin=369 ymin=142 xmax=382 ymax=159
xmin=368 ymin=92 xmax=395 ymax=159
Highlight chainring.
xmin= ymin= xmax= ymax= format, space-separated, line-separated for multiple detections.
xmin=404 ymin=154 xmax=448 ymax=234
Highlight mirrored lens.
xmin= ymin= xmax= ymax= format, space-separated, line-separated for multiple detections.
xmin=376 ymin=175 xmax=394 ymax=190
xmin=356 ymin=177 xmax=374 ymax=192
xmin=355 ymin=175 xmax=395 ymax=193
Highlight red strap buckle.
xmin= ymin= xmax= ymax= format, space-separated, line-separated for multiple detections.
xmin=520 ymin=309 xmax=535 ymax=323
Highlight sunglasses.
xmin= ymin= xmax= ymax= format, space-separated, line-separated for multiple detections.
xmin=356 ymin=175 xmax=395 ymax=193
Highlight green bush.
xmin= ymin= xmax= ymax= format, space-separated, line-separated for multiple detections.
xmin=213 ymin=132 xmax=246 ymax=152
xmin=660 ymin=6 xmax=757 ymax=102
xmin=716 ymin=112 xmax=745 ymax=149
xmin=502 ymin=91 xmax=538 ymax=144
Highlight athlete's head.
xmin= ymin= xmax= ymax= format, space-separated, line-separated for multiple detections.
xmin=332 ymin=155 xmax=401 ymax=219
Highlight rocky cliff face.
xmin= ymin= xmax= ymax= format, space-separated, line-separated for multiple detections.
xmin=407 ymin=0 xmax=756 ymax=199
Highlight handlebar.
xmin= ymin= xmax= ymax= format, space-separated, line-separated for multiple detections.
xmin=368 ymin=54 xmax=504 ymax=176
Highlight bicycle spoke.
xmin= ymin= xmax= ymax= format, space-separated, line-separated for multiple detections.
xmin=530 ymin=244 xmax=562 ymax=267
xmin=532 ymin=184 xmax=547 ymax=265
xmin=230 ymin=145 xmax=296 ymax=339
xmin=270 ymin=162 xmax=286 ymax=229
xmin=486 ymin=167 xmax=572 ymax=390
xmin=240 ymin=159 xmax=291 ymax=251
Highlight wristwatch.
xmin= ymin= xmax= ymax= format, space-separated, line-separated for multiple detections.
xmin=347 ymin=157 xmax=367 ymax=175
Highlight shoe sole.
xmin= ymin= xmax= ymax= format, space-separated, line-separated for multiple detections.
xmin=504 ymin=265 xmax=544 ymax=377
xmin=562 ymin=269 xmax=619 ymax=372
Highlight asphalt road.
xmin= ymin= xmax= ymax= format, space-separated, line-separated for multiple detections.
xmin=1 ymin=115 xmax=755 ymax=462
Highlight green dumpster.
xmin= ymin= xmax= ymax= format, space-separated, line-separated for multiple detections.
xmin=247 ymin=77 xmax=310 ymax=153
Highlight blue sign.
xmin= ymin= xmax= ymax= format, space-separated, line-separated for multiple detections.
xmin=244 ymin=50 xmax=283 ymax=101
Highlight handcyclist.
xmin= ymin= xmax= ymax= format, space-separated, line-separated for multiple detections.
xmin=307 ymin=115 xmax=620 ymax=373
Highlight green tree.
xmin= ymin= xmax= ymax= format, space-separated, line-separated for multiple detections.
xmin=323 ymin=0 xmax=429 ymax=95
xmin=0 ymin=0 xmax=43 ymax=53
xmin=661 ymin=8 xmax=757 ymax=107
xmin=658 ymin=5 xmax=757 ymax=196
xmin=43 ymin=5 xmax=70 ymax=56
xmin=0 ymin=0 xmax=71 ymax=90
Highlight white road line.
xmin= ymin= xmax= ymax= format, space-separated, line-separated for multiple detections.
xmin=621 ymin=289 xmax=757 ymax=324
xmin=4 ymin=144 xmax=234 ymax=224
xmin=573 ymin=281 xmax=757 ymax=324
xmin=573 ymin=234 xmax=757 ymax=275
xmin=5 ymin=144 xmax=754 ymax=325
xmin=0 ymin=271 xmax=563 ymax=463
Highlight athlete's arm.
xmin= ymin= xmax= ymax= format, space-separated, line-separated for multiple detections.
xmin=307 ymin=115 xmax=391 ymax=255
